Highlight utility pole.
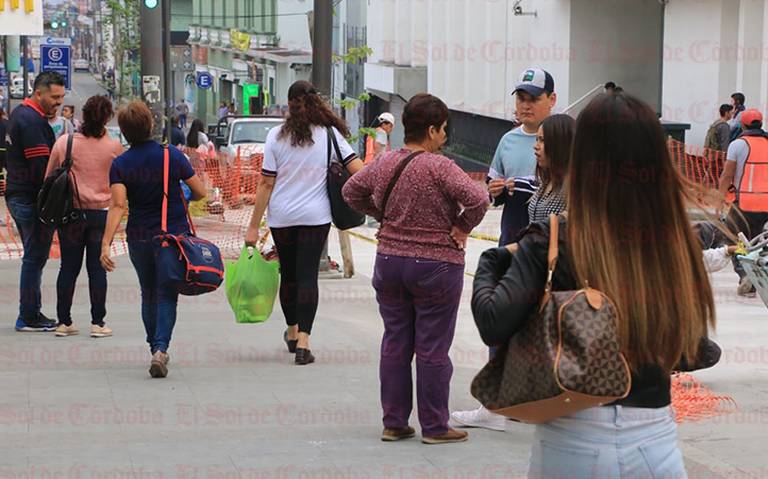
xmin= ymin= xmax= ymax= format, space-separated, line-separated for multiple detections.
xmin=312 ymin=0 xmax=354 ymax=277
xmin=139 ymin=0 xmax=166 ymax=141
xmin=21 ymin=36 xmax=28 ymax=100
xmin=162 ymin=0 xmax=172 ymax=144
xmin=312 ymin=0 xmax=333 ymax=96
xmin=313 ymin=0 xmax=334 ymax=273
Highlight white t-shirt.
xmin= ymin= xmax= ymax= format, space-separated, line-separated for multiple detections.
xmin=262 ymin=125 xmax=356 ymax=228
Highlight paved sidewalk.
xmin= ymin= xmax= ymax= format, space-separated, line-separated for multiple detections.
xmin=0 ymin=217 xmax=766 ymax=478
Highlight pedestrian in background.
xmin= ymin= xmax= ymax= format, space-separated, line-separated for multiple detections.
xmin=45 ymin=95 xmax=124 ymax=338
xmin=452 ymin=67 xmax=556 ymax=432
xmin=6 ymin=71 xmax=66 ymax=332
xmin=472 ymin=93 xmax=714 ymax=478
xmin=728 ymin=92 xmax=746 ymax=140
xmin=62 ymin=105 xmax=81 ymax=132
xmin=49 ymin=107 xmax=74 ymax=141
xmin=175 ymin=99 xmax=189 ymax=129
xmin=718 ymin=108 xmax=768 ymax=297
xmin=186 ymin=119 xmax=211 ymax=149
xmin=364 ymin=112 xmax=395 ymax=165
xmin=100 ymin=101 xmax=206 ymax=378
xmin=170 ymin=116 xmax=186 ymax=148
xmin=704 ymin=104 xmax=734 ymax=152
xmin=343 ymin=93 xmax=489 ymax=444
xmin=218 ymin=102 xmax=229 ymax=120
xmin=244 ymin=80 xmax=364 ymax=365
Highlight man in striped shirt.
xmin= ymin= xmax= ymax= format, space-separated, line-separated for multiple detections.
xmin=6 ymin=71 xmax=66 ymax=332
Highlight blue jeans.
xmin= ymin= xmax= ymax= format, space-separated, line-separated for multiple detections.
xmin=528 ymin=405 xmax=687 ymax=479
xmin=128 ymin=240 xmax=179 ymax=353
xmin=57 ymin=210 xmax=107 ymax=326
xmin=7 ymin=196 xmax=54 ymax=320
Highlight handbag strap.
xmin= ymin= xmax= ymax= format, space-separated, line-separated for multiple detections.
xmin=63 ymin=133 xmax=74 ymax=168
xmin=161 ymin=146 xmax=197 ymax=236
xmin=63 ymin=133 xmax=84 ymax=208
xmin=326 ymin=126 xmax=345 ymax=168
xmin=378 ymin=150 xmax=425 ymax=223
xmin=545 ymin=213 xmax=560 ymax=293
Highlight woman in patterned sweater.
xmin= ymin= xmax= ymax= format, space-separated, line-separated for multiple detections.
xmin=529 ymin=114 xmax=575 ymax=223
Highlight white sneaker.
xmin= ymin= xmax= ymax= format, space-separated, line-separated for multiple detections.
xmin=450 ymin=405 xmax=506 ymax=432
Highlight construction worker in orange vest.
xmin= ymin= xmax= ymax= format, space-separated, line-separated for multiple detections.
xmin=364 ymin=112 xmax=395 ymax=165
xmin=718 ymin=108 xmax=768 ymax=297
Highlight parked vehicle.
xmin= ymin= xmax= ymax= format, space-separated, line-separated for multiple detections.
xmin=213 ymin=115 xmax=285 ymax=166
xmin=10 ymin=76 xmax=32 ymax=99
xmin=73 ymin=59 xmax=90 ymax=72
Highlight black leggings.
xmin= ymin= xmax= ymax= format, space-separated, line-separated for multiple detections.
xmin=271 ymin=224 xmax=330 ymax=335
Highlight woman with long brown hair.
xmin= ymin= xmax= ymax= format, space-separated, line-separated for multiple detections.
xmin=244 ymin=80 xmax=364 ymax=365
xmin=529 ymin=113 xmax=574 ymax=223
xmin=472 ymin=93 xmax=715 ymax=477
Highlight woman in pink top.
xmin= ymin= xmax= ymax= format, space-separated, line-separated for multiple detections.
xmin=343 ymin=94 xmax=489 ymax=444
xmin=45 ymin=95 xmax=124 ymax=338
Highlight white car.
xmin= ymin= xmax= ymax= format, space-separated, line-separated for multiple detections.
xmin=10 ymin=76 xmax=32 ymax=99
xmin=215 ymin=116 xmax=285 ymax=167
xmin=73 ymin=59 xmax=89 ymax=72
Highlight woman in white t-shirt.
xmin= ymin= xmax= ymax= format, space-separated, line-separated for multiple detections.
xmin=244 ymin=80 xmax=364 ymax=365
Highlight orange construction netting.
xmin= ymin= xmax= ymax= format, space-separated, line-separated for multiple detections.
xmin=0 ymin=147 xmax=261 ymax=261
xmin=671 ymin=373 xmax=737 ymax=423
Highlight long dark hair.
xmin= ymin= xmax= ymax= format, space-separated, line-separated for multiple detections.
xmin=80 ymin=96 xmax=113 ymax=139
xmin=567 ymin=93 xmax=715 ymax=372
xmin=187 ymin=119 xmax=205 ymax=148
xmin=537 ymin=114 xmax=575 ymax=191
xmin=279 ymin=80 xmax=350 ymax=147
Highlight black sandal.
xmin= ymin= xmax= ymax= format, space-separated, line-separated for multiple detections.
xmin=283 ymin=330 xmax=298 ymax=353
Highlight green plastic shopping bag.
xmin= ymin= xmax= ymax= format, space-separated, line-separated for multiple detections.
xmin=225 ymin=247 xmax=280 ymax=323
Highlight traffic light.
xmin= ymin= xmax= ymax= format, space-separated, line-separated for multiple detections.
xmin=61 ymin=20 xmax=67 ymax=27
xmin=51 ymin=21 xmax=59 ymax=29
xmin=144 ymin=0 xmax=159 ymax=8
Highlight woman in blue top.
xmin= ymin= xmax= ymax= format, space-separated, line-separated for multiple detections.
xmin=100 ymin=101 xmax=206 ymax=378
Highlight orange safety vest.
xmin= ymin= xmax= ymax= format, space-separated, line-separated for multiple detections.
xmin=738 ymin=135 xmax=768 ymax=212
xmin=364 ymin=128 xmax=389 ymax=165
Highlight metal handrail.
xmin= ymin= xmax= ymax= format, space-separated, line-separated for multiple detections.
xmin=563 ymin=84 xmax=604 ymax=116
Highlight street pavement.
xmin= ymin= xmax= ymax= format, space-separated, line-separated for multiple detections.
xmin=0 ymin=208 xmax=767 ymax=478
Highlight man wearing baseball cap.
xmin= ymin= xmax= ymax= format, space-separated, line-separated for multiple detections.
xmin=451 ymin=68 xmax=556 ymax=432
xmin=719 ymin=108 xmax=768 ymax=296
xmin=488 ymin=68 xmax=556 ymax=246
xmin=364 ymin=112 xmax=395 ymax=165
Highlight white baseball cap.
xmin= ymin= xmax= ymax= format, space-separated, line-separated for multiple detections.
xmin=378 ymin=112 xmax=396 ymax=125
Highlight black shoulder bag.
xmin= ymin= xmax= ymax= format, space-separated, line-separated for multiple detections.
xmin=326 ymin=127 xmax=365 ymax=230
xmin=38 ymin=134 xmax=83 ymax=226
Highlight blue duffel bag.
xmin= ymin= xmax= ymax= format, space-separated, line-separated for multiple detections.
xmin=154 ymin=147 xmax=224 ymax=296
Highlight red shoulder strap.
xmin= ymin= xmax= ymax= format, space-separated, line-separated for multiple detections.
xmin=162 ymin=145 xmax=197 ymax=235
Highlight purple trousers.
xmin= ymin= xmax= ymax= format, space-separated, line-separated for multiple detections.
xmin=372 ymin=254 xmax=464 ymax=437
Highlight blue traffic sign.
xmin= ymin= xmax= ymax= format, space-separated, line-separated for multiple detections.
xmin=41 ymin=37 xmax=72 ymax=90
xmin=196 ymin=72 xmax=213 ymax=90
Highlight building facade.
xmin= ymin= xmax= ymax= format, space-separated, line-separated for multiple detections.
xmin=366 ymin=0 xmax=768 ymax=160
xmin=187 ymin=0 xmax=312 ymax=124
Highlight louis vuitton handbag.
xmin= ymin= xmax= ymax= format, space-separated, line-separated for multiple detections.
xmin=470 ymin=214 xmax=632 ymax=423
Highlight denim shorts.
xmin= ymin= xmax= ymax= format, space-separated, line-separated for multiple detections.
xmin=528 ymin=405 xmax=687 ymax=479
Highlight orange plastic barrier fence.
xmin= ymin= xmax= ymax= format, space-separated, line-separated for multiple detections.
xmin=0 ymin=140 xmax=731 ymax=260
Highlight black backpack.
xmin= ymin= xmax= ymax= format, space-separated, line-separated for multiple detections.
xmin=37 ymin=134 xmax=82 ymax=226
